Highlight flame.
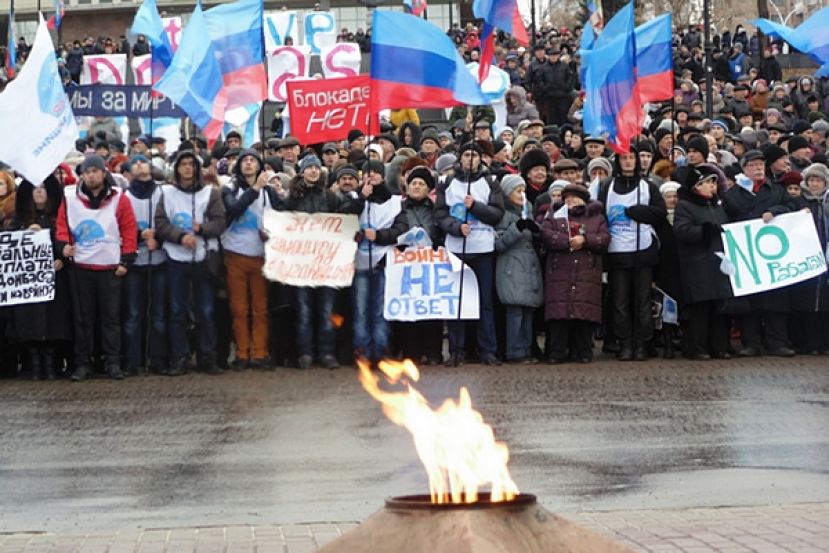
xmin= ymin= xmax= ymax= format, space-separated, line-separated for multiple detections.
xmin=357 ymin=358 xmax=519 ymax=504
xmin=330 ymin=313 xmax=345 ymax=329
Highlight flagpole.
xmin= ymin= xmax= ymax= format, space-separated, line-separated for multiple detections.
xmin=259 ymin=4 xmax=268 ymax=144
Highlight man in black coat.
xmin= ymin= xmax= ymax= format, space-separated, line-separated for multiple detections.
xmin=541 ymin=47 xmax=575 ymax=126
xmin=722 ymin=149 xmax=797 ymax=356
xmin=759 ymin=47 xmax=783 ymax=84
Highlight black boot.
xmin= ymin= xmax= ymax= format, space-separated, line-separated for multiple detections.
xmin=200 ymin=353 xmax=223 ymax=375
xmin=633 ymin=344 xmax=649 ymax=361
xmin=617 ymin=343 xmax=634 ymax=361
xmin=41 ymin=347 xmax=56 ymax=380
xmin=29 ymin=346 xmax=43 ymax=380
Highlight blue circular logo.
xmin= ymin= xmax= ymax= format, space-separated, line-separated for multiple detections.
xmin=38 ymin=58 xmax=67 ymax=117
xmin=172 ymin=212 xmax=193 ymax=231
xmin=137 ymin=220 xmax=150 ymax=231
xmin=72 ymin=220 xmax=105 ymax=246
xmin=230 ymin=209 xmax=258 ymax=232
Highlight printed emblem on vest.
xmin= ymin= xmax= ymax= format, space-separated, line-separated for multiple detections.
xmin=137 ymin=219 xmax=150 ymax=231
xmin=172 ymin=211 xmax=193 ymax=231
xmin=607 ymin=204 xmax=631 ymax=235
xmin=73 ymin=220 xmax=105 ymax=246
xmin=230 ymin=209 xmax=258 ymax=232
xmin=450 ymin=204 xmax=478 ymax=223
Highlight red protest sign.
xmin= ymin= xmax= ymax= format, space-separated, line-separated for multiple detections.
xmin=286 ymin=75 xmax=377 ymax=144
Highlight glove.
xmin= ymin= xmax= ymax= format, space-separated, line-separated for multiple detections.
xmin=516 ymin=219 xmax=539 ymax=233
xmin=354 ymin=230 xmax=365 ymax=243
xmin=624 ymin=205 xmax=651 ymax=222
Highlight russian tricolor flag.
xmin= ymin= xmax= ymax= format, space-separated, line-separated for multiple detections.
xmin=129 ymin=0 xmax=173 ymax=87
xmin=153 ymin=4 xmax=226 ymax=144
xmin=5 ymin=6 xmax=15 ymax=79
xmin=635 ymin=13 xmax=673 ymax=103
xmin=473 ymin=0 xmax=529 ymax=81
xmin=46 ymin=0 xmax=64 ymax=30
xmin=581 ymin=2 xmax=641 ymax=153
xmin=370 ymin=11 xmax=490 ymax=111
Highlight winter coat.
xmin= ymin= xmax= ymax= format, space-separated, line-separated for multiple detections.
xmin=652 ymin=215 xmax=683 ymax=304
xmin=672 ymin=188 xmax=733 ymax=304
xmin=788 ymin=188 xmax=829 ymax=312
xmin=281 ymin=175 xmax=363 ymax=215
xmin=759 ymin=56 xmax=783 ymax=84
xmin=540 ymin=201 xmax=610 ymax=322
xmin=387 ymin=196 xmax=444 ymax=248
xmin=434 ymin=169 xmax=505 ymax=253
xmin=728 ymin=52 xmax=746 ymax=81
xmin=65 ymin=47 xmax=84 ymax=76
xmin=88 ymin=117 xmax=122 ymax=143
xmin=494 ymin=204 xmax=543 ymax=307
xmin=505 ymin=86 xmax=540 ymax=129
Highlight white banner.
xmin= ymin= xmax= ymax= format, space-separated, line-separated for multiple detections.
xmin=81 ymin=54 xmax=128 ymax=85
xmin=0 ymin=230 xmax=56 ymax=306
xmin=320 ymin=43 xmax=361 ymax=78
xmin=263 ymin=211 xmax=359 ymax=288
xmin=161 ymin=17 xmax=183 ymax=52
xmin=264 ymin=11 xmax=299 ymax=53
xmin=304 ymin=11 xmax=336 ymax=55
xmin=722 ymin=211 xmax=827 ymax=297
xmin=384 ymin=246 xmax=480 ymax=321
xmin=0 ymin=16 xmax=78 ymax=185
xmin=267 ymin=46 xmax=311 ymax=102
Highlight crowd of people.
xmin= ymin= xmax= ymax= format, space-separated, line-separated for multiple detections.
xmin=2 ymin=14 xmax=829 ymax=381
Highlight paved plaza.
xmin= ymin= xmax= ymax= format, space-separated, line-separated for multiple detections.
xmin=1 ymin=356 xmax=828 ymax=552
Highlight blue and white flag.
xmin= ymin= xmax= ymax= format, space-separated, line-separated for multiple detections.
xmin=0 ymin=15 xmax=78 ymax=184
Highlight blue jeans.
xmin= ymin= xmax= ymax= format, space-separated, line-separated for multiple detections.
xmin=294 ymin=286 xmax=336 ymax=358
xmin=123 ymin=265 xmax=167 ymax=369
xmin=166 ymin=260 xmax=215 ymax=358
xmin=351 ymin=268 xmax=388 ymax=361
xmin=505 ymin=305 xmax=535 ymax=360
xmin=448 ymin=253 xmax=497 ymax=358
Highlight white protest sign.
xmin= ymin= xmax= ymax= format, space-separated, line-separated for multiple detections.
xmin=304 ymin=11 xmax=337 ymax=55
xmin=384 ymin=246 xmax=480 ymax=321
xmin=0 ymin=230 xmax=56 ymax=306
xmin=267 ymin=46 xmax=311 ymax=102
xmin=81 ymin=54 xmax=128 ymax=85
xmin=320 ymin=43 xmax=361 ymax=78
xmin=263 ymin=211 xmax=359 ymax=288
xmin=264 ymin=11 xmax=299 ymax=52
xmin=722 ymin=211 xmax=827 ymax=297
xmin=161 ymin=17 xmax=183 ymax=52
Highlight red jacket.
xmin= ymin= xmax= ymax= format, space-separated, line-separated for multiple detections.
xmin=55 ymin=181 xmax=138 ymax=270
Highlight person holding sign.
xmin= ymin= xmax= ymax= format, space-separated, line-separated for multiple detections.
xmin=353 ymin=160 xmax=402 ymax=366
xmin=787 ymin=163 xmax=829 ymax=354
xmin=387 ymin=167 xmax=445 ymax=364
xmin=55 ymin=155 xmax=138 ymax=381
xmin=155 ymin=151 xmax=227 ymax=376
xmin=540 ymin=184 xmax=610 ymax=364
xmin=280 ymin=154 xmax=363 ymax=370
xmin=221 ymin=149 xmax=282 ymax=370
xmin=723 ymin=149 xmax=797 ymax=357
xmin=435 ymin=142 xmax=505 ymax=366
xmin=7 ymin=177 xmax=72 ymax=380
xmin=673 ymin=166 xmax=734 ymax=360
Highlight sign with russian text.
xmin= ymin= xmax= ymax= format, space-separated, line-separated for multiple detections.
xmin=69 ymin=85 xmax=184 ymax=118
xmin=722 ymin=211 xmax=827 ymax=297
xmin=384 ymin=246 xmax=480 ymax=321
xmin=0 ymin=230 xmax=56 ymax=306
xmin=286 ymin=75 xmax=376 ymax=145
xmin=263 ymin=211 xmax=359 ymax=288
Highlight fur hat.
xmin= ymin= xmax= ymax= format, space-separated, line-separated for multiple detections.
xmin=561 ymin=183 xmax=590 ymax=203
xmin=802 ymin=162 xmax=829 ymax=183
xmin=407 ymin=166 xmax=436 ymax=189
xmin=518 ymin=148 xmax=550 ymax=177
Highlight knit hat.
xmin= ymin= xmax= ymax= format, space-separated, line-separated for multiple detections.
xmin=654 ymin=127 xmax=672 ymax=144
xmin=779 ymin=171 xmax=803 ymax=187
xmin=458 ymin=141 xmax=484 ymax=156
xmin=368 ymin=143 xmax=384 ymax=159
xmin=321 ymin=142 xmax=338 ymax=153
xmin=420 ymin=129 xmax=441 ymax=147
xmin=363 ymin=159 xmax=385 ymax=177
xmin=587 ymin=157 xmax=613 ymax=177
xmin=792 ymin=120 xmax=812 ymax=135
xmin=298 ymin=154 xmax=321 ymax=175
xmin=788 ymin=135 xmax=810 ymax=153
xmin=129 ymin=154 xmax=150 ymax=165
xmin=377 ymin=132 xmax=400 ymax=149
xmin=802 ymin=162 xmax=829 ymax=184
xmin=348 ymin=129 xmax=365 ymax=143
xmin=435 ymin=153 xmax=457 ymax=174
xmin=686 ymin=135 xmax=710 ymax=159
xmin=336 ymin=164 xmax=359 ymax=180
xmin=407 ymin=166 xmax=436 ymax=189
xmin=548 ymin=179 xmax=569 ymax=194
xmin=492 ymin=140 xmax=508 ymax=155
xmin=762 ymin=144 xmax=787 ymax=166
xmin=499 ymin=174 xmax=525 ymax=197
xmin=659 ymin=181 xmax=681 ymax=196
xmin=79 ymin=155 xmax=107 ymax=173
xmin=561 ymin=183 xmax=590 ymax=203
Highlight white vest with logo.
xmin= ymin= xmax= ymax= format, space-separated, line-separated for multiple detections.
xmin=126 ymin=186 xmax=167 ymax=266
xmin=606 ymin=179 xmax=654 ymax=254
xmin=220 ymin=184 xmax=271 ymax=257
xmin=444 ymin=176 xmax=495 ymax=254
xmin=160 ymin=185 xmax=213 ymax=263
xmin=357 ymin=195 xmax=402 ymax=270
xmin=65 ymin=185 xmax=122 ymax=266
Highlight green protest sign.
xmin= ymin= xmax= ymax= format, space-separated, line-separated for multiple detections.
xmin=722 ymin=211 xmax=827 ymax=297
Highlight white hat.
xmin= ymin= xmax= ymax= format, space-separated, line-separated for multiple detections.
xmin=659 ymin=181 xmax=681 ymax=196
